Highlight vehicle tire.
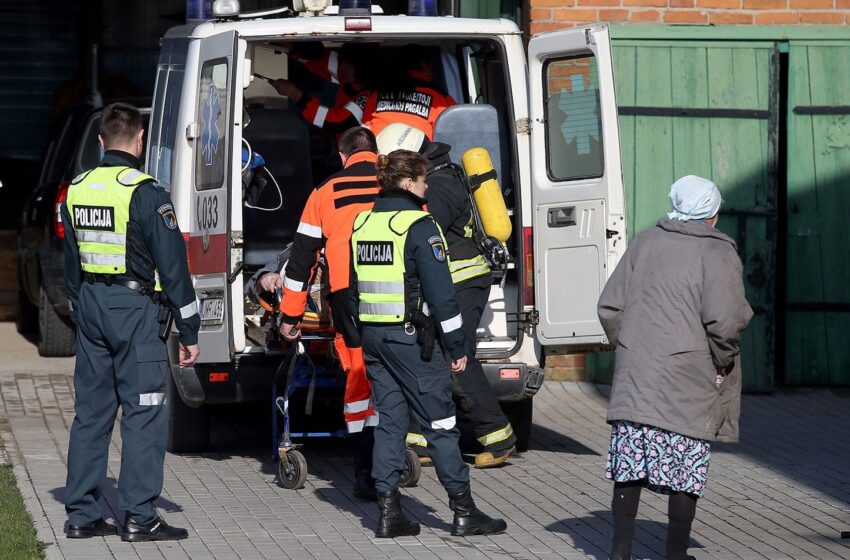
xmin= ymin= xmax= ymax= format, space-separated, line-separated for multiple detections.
xmin=166 ymin=371 xmax=210 ymax=453
xmin=501 ymin=397 xmax=533 ymax=452
xmin=399 ymin=448 xmax=421 ymax=488
xmin=277 ymin=449 xmax=308 ymax=490
xmin=16 ymin=286 xmax=38 ymax=334
xmin=37 ymin=286 xmax=75 ymax=357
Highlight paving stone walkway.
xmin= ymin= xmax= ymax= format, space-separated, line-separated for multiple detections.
xmin=1 ymin=344 xmax=849 ymax=558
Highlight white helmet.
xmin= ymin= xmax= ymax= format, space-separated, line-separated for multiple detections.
xmin=376 ymin=123 xmax=427 ymax=155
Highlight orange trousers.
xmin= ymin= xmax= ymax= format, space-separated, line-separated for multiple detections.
xmin=334 ymin=334 xmax=378 ymax=433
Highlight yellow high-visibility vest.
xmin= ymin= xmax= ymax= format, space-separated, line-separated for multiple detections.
xmin=351 ymin=209 xmax=448 ymax=324
xmin=66 ymin=166 xmax=153 ymax=275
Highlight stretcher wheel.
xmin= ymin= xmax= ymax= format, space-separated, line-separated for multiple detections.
xmin=400 ymin=448 xmax=421 ymax=488
xmin=278 ymin=449 xmax=308 ymax=490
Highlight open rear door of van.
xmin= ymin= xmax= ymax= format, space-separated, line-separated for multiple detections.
xmin=188 ymin=30 xmax=239 ymax=363
xmin=527 ymin=25 xmax=627 ymax=348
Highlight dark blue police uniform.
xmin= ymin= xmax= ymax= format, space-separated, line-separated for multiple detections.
xmin=351 ymin=188 xmax=507 ymax=537
xmin=61 ymin=150 xmax=199 ymax=538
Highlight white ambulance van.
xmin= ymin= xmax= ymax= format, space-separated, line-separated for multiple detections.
xmin=147 ymin=0 xmax=627 ymax=452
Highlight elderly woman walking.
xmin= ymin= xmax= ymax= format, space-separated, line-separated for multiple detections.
xmin=598 ymin=176 xmax=753 ymax=560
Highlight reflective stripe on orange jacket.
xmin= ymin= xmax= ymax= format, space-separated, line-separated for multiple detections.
xmin=299 ymin=85 xmax=370 ymax=135
xmin=280 ymin=151 xmax=380 ymax=322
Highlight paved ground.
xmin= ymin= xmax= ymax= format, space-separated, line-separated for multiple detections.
xmin=0 ymin=324 xmax=849 ymax=559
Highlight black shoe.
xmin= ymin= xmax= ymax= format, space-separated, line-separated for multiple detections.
xmin=66 ymin=518 xmax=118 ymax=539
xmin=449 ymin=487 xmax=507 ymax=536
xmin=375 ymin=488 xmax=420 ymax=538
xmin=121 ymin=515 xmax=188 ymax=542
xmin=353 ymin=470 xmax=377 ymax=501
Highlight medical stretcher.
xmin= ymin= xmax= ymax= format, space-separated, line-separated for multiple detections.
xmin=263 ymin=290 xmax=421 ymax=490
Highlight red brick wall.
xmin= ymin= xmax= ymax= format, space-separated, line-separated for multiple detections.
xmin=530 ymin=0 xmax=850 ymax=34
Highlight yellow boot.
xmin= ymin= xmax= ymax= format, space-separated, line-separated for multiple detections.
xmin=474 ymin=446 xmax=516 ymax=469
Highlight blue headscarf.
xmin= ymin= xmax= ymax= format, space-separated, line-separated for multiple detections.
xmin=667 ymin=175 xmax=721 ymax=222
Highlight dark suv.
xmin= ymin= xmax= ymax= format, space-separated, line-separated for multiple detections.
xmin=17 ymin=102 xmax=150 ymax=356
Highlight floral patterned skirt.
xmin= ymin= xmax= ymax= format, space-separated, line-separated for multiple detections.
xmin=605 ymin=421 xmax=711 ymax=496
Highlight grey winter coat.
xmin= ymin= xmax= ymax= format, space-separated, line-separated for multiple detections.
xmin=598 ymin=218 xmax=753 ymax=443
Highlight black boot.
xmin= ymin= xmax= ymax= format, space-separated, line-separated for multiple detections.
xmin=353 ymin=469 xmax=377 ymax=501
xmin=449 ymin=487 xmax=507 ymax=536
xmin=375 ymin=488 xmax=420 ymax=538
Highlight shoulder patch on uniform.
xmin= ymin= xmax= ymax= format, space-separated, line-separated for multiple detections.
xmin=428 ymin=235 xmax=446 ymax=262
xmin=158 ymin=204 xmax=178 ymax=230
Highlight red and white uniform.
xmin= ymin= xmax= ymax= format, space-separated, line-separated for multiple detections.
xmin=280 ymin=151 xmax=381 ymax=433
xmin=297 ymin=83 xmax=370 ymax=137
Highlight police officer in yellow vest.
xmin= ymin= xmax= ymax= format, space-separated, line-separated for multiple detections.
xmin=61 ymin=103 xmax=200 ymax=542
xmin=377 ymin=125 xmax=517 ymax=469
xmin=350 ymin=149 xmax=506 ymax=538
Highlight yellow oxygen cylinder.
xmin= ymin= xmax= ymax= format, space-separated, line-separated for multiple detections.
xmin=461 ymin=147 xmax=512 ymax=243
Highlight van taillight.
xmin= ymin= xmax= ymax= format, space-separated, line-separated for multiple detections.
xmin=522 ymin=226 xmax=534 ymax=306
xmin=54 ymin=181 xmax=70 ymax=239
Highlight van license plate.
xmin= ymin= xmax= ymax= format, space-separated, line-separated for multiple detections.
xmin=200 ymin=298 xmax=224 ymax=326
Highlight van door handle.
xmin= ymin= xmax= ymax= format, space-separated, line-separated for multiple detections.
xmin=547 ymin=206 xmax=576 ymax=228
xmin=186 ymin=122 xmax=199 ymax=140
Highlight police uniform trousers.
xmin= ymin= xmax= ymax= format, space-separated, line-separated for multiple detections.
xmin=362 ymin=324 xmax=469 ymax=495
xmin=65 ymin=282 xmax=169 ymax=526
xmin=453 ymin=275 xmax=517 ymax=453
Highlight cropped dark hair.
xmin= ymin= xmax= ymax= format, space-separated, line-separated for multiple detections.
xmin=339 ymin=127 xmax=378 ymax=158
xmin=100 ymin=102 xmax=143 ymax=147
xmin=375 ymin=150 xmax=429 ymax=192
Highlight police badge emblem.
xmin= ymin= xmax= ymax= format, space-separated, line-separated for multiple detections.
xmin=428 ymin=235 xmax=446 ymax=262
xmin=158 ymin=203 xmax=178 ymax=230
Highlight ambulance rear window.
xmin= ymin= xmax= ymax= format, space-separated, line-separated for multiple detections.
xmin=543 ymin=53 xmax=604 ymax=182
xmin=195 ymin=59 xmax=230 ymax=191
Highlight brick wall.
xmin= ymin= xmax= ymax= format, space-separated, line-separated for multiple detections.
xmin=530 ymin=0 xmax=850 ymax=34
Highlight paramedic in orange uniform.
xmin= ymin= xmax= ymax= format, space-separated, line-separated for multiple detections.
xmin=361 ymin=44 xmax=456 ymax=140
xmin=254 ymin=128 xmax=381 ymax=500
xmin=270 ymin=44 xmax=376 ymax=138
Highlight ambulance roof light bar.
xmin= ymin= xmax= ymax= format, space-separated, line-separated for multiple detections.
xmin=408 ymin=0 xmax=437 ymax=16
xmin=338 ymin=0 xmax=371 ymax=15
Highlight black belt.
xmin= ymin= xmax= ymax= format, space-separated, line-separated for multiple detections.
xmin=83 ymin=273 xmax=151 ymax=296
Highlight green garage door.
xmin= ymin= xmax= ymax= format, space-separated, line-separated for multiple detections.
xmin=611 ymin=41 xmax=778 ymax=392
xmin=786 ymin=43 xmax=850 ymax=385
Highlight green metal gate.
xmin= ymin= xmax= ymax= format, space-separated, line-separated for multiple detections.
xmin=785 ymin=43 xmax=850 ymax=385
xmin=610 ymin=40 xmax=778 ymax=392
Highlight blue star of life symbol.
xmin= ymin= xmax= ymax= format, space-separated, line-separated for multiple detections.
xmin=200 ymin=83 xmax=221 ymax=166
xmin=559 ymin=73 xmax=600 ymax=156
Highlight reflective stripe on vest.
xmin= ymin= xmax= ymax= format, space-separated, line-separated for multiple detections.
xmin=66 ymin=166 xmax=153 ymax=275
xmin=449 ymin=254 xmax=490 ymax=284
xmin=75 ymin=231 xmax=127 ymax=245
xmin=351 ymin=209 xmax=444 ymax=324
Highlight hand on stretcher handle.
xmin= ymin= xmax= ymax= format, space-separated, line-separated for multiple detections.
xmin=281 ymin=320 xmax=301 ymax=341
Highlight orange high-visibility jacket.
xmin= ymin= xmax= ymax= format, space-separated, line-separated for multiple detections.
xmin=280 ymin=151 xmax=380 ymax=322
xmin=362 ymin=82 xmax=456 ymax=140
